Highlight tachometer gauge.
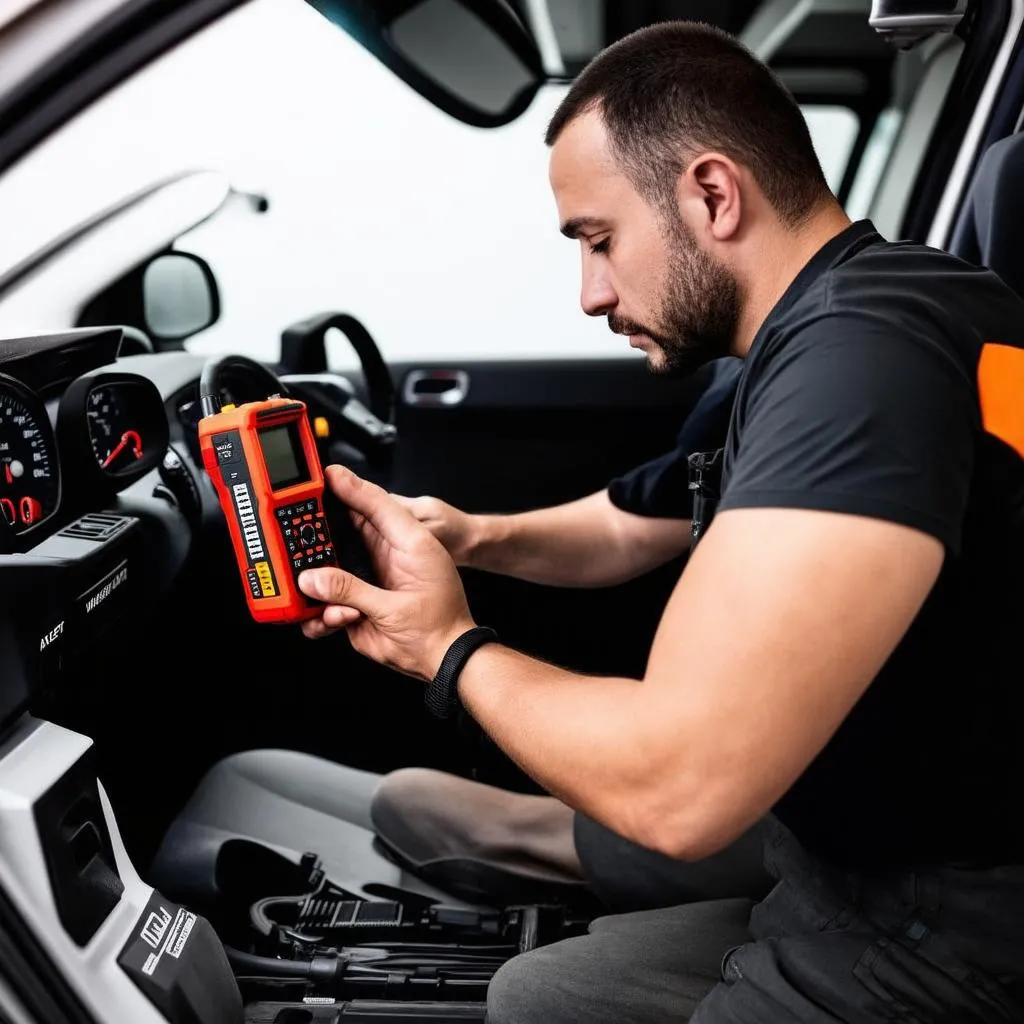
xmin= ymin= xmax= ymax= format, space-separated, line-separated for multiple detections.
xmin=57 ymin=371 xmax=169 ymax=497
xmin=0 ymin=373 xmax=59 ymax=533
xmin=87 ymin=385 xmax=144 ymax=472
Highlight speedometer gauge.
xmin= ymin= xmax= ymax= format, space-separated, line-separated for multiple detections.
xmin=0 ymin=373 xmax=59 ymax=533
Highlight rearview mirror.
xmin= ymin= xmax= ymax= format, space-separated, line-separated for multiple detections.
xmin=142 ymin=252 xmax=219 ymax=341
xmin=304 ymin=0 xmax=546 ymax=127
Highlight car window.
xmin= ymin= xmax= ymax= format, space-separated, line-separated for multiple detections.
xmin=801 ymin=104 xmax=861 ymax=192
xmin=0 ymin=0 xmax=952 ymax=369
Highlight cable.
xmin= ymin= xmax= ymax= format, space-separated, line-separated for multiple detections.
xmin=224 ymin=946 xmax=342 ymax=984
xmin=199 ymin=353 xmax=287 ymax=417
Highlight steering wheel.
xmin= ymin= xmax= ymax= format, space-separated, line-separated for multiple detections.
xmin=199 ymin=351 xmax=396 ymax=468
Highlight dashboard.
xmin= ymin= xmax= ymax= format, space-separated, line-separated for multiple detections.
xmin=0 ymin=326 xmax=326 ymax=730
xmin=0 ymin=323 xmax=383 ymax=736
xmin=0 ymin=368 xmax=168 ymax=538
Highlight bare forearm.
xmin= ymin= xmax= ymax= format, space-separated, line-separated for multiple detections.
xmin=456 ymin=644 xmax=692 ymax=852
xmin=465 ymin=491 xmax=690 ymax=587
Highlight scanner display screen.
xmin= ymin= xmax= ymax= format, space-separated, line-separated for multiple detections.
xmin=258 ymin=422 xmax=310 ymax=490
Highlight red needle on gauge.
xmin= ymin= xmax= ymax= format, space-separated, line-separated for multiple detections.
xmin=3 ymin=463 xmax=10 ymax=485
xmin=101 ymin=430 xmax=143 ymax=469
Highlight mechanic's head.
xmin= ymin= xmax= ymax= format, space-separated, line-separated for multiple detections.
xmin=546 ymin=21 xmax=834 ymax=375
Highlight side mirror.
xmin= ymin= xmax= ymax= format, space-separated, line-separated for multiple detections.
xmin=305 ymin=0 xmax=546 ymax=127
xmin=141 ymin=252 xmax=219 ymax=341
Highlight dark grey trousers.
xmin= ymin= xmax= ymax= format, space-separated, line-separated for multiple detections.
xmin=487 ymin=816 xmax=1024 ymax=1023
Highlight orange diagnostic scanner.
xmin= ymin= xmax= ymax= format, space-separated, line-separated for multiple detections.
xmin=199 ymin=397 xmax=338 ymax=624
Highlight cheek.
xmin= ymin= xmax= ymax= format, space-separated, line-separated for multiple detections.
xmin=614 ymin=237 xmax=663 ymax=308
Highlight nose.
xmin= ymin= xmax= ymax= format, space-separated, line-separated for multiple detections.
xmin=580 ymin=259 xmax=617 ymax=318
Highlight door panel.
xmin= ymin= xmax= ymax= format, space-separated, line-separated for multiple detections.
xmin=388 ymin=357 xmax=707 ymax=510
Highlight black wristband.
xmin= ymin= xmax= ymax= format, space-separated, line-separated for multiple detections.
xmin=425 ymin=626 xmax=499 ymax=719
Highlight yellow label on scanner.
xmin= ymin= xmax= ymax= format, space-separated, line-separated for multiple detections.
xmin=255 ymin=561 xmax=276 ymax=597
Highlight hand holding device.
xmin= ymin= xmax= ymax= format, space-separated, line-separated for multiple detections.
xmin=297 ymin=465 xmax=477 ymax=681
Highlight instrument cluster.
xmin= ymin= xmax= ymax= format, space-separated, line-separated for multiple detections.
xmin=0 ymin=369 xmax=168 ymax=541
xmin=0 ymin=374 xmax=59 ymax=534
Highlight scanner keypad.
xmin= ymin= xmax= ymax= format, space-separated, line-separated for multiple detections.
xmin=274 ymin=499 xmax=337 ymax=575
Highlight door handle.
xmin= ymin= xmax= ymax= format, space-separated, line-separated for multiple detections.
xmin=403 ymin=369 xmax=469 ymax=407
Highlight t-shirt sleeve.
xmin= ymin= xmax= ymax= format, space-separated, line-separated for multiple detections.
xmin=718 ymin=318 xmax=977 ymax=553
xmin=608 ymin=357 xmax=742 ymax=518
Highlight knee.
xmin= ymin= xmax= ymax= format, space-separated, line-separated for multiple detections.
xmin=370 ymin=767 xmax=446 ymax=836
xmin=372 ymin=767 xmax=444 ymax=815
xmin=487 ymin=947 xmax=563 ymax=1024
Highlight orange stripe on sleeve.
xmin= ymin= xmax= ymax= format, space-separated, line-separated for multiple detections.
xmin=978 ymin=343 xmax=1024 ymax=458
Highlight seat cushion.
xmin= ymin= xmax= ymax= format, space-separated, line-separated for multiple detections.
xmin=148 ymin=749 xmax=458 ymax=908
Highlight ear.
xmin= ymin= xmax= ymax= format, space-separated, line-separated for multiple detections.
xmin=675 ymin=153 xmax=743 ymax=242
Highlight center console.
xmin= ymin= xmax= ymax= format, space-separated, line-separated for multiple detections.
xmin=0 ymin=716 xmax=590 ymax=1024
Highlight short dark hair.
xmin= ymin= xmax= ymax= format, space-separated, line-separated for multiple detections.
xmin=546 ymin=22 xmax=830 ymax=226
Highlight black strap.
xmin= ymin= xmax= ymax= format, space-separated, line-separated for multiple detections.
xmin=424 ymin=626 xmax=499 ymax=719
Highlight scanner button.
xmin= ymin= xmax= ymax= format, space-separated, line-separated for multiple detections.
xmin=317 ymin=532 xmax=326 ymax=542
xmin=303 ymin=513 xmax=313 ymax=521
xmin=291 ymin=517 xmax=302 ymax=525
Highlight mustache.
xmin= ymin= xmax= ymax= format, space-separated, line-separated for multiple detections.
xmin=608 ymin=314 xmax=660 ymax=341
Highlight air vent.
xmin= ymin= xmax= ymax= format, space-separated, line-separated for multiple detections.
xmin=59 ymin=513 xmax=132 ymax=542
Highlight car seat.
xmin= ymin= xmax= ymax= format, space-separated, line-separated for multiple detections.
xmin=949 ymin=130 xmax=1024 ymax=302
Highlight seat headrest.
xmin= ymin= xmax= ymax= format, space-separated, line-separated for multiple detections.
xmin=950 ymin=133 xmax=1024 ymax=301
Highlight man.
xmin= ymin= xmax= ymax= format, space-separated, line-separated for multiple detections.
xmin=298 ymin=21 xmax=1024 ymax=1024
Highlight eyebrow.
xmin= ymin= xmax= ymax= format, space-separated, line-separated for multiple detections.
xmin=560 ymin=216 xmax=608 ymax=240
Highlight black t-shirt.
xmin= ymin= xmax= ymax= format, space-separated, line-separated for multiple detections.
xmin=608 ymin=357 xmax=742 ymax=518
xmin=613 ymin=220 xmax=1024 ymax=869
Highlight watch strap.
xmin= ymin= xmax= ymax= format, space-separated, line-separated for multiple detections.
xmin=425 ymin=626 xmax=499 ymax=719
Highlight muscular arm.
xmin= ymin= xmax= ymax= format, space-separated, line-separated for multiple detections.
xmin=457 ymin=506 xmax=944 ymax=859
xmin=464 ymin=489 xmax=690 ymax=587
xmin=299 ymin=476 xmax=944 ymax=860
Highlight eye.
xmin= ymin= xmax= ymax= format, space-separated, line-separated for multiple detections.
xmin=589 ymin=237 xmax=610 ymax=255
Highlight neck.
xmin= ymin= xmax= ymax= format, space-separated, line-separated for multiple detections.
xmin=731 ymin=203 xmax=853 ymax=357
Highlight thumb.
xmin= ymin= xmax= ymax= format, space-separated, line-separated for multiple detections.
xmin=298 ymin=566 xmax=386 ymax=618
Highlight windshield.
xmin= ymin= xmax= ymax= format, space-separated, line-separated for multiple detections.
xmin=0 ymin=0 xmax=957 ymax=365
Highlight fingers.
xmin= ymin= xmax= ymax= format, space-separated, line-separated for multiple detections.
xmin=325 ymin=465 xmax=422 ymax=548
xmin=301 ymin=616 xmax=336 ymax=640
xmin=298 ymin=565 xmax=384 ymax=618
xmin=324 ymin=605 xmax=363 ymax=628
xmin=299 ymin=605 xmax=361 ymax=640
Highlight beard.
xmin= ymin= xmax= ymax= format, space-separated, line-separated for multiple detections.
xmin=609 ymin=219 xmax=740 ymax=377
